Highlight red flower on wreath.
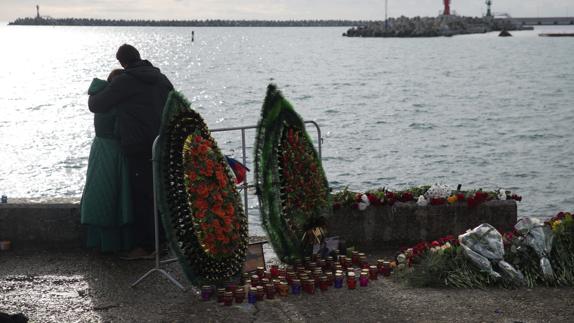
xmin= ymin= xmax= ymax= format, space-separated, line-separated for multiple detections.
xmin=183 ymin=132 xmax=243 ymax=256
xmin=278 ymin=127 xmax=328 ymax=233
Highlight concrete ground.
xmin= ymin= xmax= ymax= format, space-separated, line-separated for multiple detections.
xmin=1 ymin=248 xmax=573 ymax=323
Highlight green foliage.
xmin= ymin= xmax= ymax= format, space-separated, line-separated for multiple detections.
xmin=549 ymin=216 xmax=574 ymax=285
xmin=399 ymin=212 xmax=574 ymax=289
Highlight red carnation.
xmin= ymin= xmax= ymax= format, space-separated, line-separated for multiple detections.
xmin=467 ymin=197 xmax=476 ymax=208
xmin=366 ymin=193 xmax=379 ymax=205
xmin=456 ymin=193 xmax=465 ymax=201
xmin=400 ymin=192 xmax=414 ymax=202
xmin=430 ymin=198 xmax=446 ymax=205
xmin=431 ymin=241 xmax=440 ymax=247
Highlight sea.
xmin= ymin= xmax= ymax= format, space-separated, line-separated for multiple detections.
xmin=0 ymin=24 xmax=573 ymax=228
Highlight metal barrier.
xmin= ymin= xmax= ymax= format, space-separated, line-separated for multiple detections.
xmin=131 ymin=121 xmax=323 ymax=291
xmin=210 ymin=120 xmax=323 ymax=220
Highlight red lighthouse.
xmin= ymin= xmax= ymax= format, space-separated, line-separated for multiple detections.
xmin=443 ymin=0 xmax=451 ymax=15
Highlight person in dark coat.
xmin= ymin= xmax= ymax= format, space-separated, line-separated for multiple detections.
xmin=88 ymin=44 xmax=174 ymax=259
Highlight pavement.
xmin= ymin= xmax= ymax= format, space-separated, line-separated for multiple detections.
xmin=1 ymin=248 xmax=574 ymax=323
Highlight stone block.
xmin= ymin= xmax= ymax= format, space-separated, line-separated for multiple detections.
xmin=326 ymin=200 xmax=517 ymax=251
xmin=0 ymin=203 xmax=83 ymax=248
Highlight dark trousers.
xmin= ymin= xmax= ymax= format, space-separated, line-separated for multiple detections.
xmin=127 ymin=154 xmax=164 ymax=251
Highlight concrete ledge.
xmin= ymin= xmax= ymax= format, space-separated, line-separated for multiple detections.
xmin=326 ymin=200 xmax=517 ymax=250
xmin=1 ymin=200 xmax=517 ymax=251
xmin=0 ymin=203 xmax=83 ymax=248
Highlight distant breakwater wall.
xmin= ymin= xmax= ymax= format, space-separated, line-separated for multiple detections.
xmin=0 ymin=200 xmax=516 ymax=252
xmin=8 ymin=17 xmax=367 ymax=27
xmin=344 ymin=16 xmax=526 ymax=38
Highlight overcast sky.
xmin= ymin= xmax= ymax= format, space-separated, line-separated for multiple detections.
xmin=1 ymin=0 xmax=572 ymax=22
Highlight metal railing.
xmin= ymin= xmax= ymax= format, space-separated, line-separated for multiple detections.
xmin=131 ymin=120 xmax=323 ymax=291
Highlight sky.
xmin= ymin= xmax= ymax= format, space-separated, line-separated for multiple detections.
xmin=1 ymin=0 xmax=572 ymax=22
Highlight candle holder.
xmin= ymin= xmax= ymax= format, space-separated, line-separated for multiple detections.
xmin=201 ymin=285 xmax=213 ymax=301
xmin=334 ymin=273 xmax=344 ymax=289
xmin=256 ymin=286 xmax=265 ymax=301
xmin=347 ymin=272 xmax=356 ymax=289
xmin=369 ymin=265 xmax=379 ymax=280
xmin=359 ymin=272 xmax=369 ymax=287
xmin=234 ymin=288 xmax=245 ymax=304
xmin=351 ymin=251 xmax=360 ymax=265
xmin=248 ymin=287 xmax=257 ymax=304
xmin=303 ymin=279 xmax=315 ymax=294
xmin=265 ymin=283 xmax=275 ymax=299
xmin=216 ymin=288 xmax=226 ymax=303
xmin=278 ymin=281 xmax=289 ymax=296
xmin=319 ymin=276 xmax=329 ymax=292
xmin=291 ymin=279 xmax=302 ymax=295
xmin=223 ymin=291 xmax=234 ymax=306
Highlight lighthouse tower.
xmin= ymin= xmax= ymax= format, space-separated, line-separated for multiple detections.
xmin=36 ymin=5 xmax=40 ymax=19
xmin=486 ymin=1 xmax=492 ymax=17
xmin=443 ymin=0 xmax=451 ymax=16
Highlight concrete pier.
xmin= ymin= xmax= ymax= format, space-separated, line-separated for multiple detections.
xmin=1 ymin=200 xmax=517 ymax=252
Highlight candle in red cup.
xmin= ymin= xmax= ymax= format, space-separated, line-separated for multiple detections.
xmin=347 ymin=272 xmax=356 ymax=289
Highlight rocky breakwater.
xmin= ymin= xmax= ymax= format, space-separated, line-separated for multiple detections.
xmin=344 ymin=15 xmax=522 ymax=38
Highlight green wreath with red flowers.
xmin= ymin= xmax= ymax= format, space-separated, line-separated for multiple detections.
xmin=254 ymin=84 xmax=331 ymax=264
xmin=156 ymin=91 xmax=248 ymax=285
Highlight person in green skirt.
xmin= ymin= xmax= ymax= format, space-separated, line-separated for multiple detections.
xmin=81 ymin=69 xmax=136 ymax=254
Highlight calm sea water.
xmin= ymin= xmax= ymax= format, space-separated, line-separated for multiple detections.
xmin=0 ymin=24 xmax=573 ymax=222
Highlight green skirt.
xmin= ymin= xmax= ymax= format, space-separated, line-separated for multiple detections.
xmin=81 ymin=136 xmax=135 ymax=252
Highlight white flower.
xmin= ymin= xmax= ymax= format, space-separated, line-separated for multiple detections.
xmin=417 ymin=195 xmax=428 ymax=206
xmin=405 ymin=248 xmax=414 ymax=258
xmin=396 ymin=253 xmax=407 ymax=264
xmin=425 ymin=183 xmax=451 ymax=199
xmin=498 ymin=189 xmax=507 ymax=200
xmin=358 ymin=194 xmax=370 ymax=211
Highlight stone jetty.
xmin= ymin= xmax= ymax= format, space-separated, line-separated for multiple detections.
xmin=344 ymin=15 xmax=527 ymax=38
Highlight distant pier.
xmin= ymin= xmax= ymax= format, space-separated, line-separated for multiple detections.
xmin=507 ymin=17 xmax=574 ymax=26
xmin=343 ymin=15 xmax=529 ymax=38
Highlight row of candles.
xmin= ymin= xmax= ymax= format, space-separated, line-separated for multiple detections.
xmin=200 ymin=251 xmax=396 ymax=306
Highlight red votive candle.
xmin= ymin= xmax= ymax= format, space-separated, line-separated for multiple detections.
xmin=223 ymin=291 xmax=233 ymax=306
xmin=369 ymin=265 xmax=378 ymax=280
xmin=347 ymin=272 xmax=356 ymax=289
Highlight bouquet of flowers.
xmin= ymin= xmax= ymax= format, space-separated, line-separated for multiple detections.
xmin=332 ymin=185 xmax=522 ymax=211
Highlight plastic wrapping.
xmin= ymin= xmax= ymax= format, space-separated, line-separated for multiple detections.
xmin=515 ymin=217 xmax=555 ymax=279
xmin=459 ymin=224 xmax=525 ymax=284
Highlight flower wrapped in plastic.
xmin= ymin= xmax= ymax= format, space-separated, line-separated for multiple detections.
xmin=458 ymin=224 xmax=525 ymax=285
xmin=515 ymin=217 xmax=555 ymax=280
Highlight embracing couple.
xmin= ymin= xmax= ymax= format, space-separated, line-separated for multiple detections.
xmin=81 ymin=44 xmax=174 ymax=260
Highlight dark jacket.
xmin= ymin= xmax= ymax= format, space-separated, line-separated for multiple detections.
xmin=88 ymin=60 xmax=174 ymax=156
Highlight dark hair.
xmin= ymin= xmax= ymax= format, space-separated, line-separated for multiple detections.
xmin=116 ymin=44 xmax=141 ymax=66
xmin=107 ymin=68 xmax=124 ymax=82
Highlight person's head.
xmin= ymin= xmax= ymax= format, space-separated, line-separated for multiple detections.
xmin=115 ymin=44 xmax=141 ymax=68
xmin=107 ymin=68 xmax=124 ymax=82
